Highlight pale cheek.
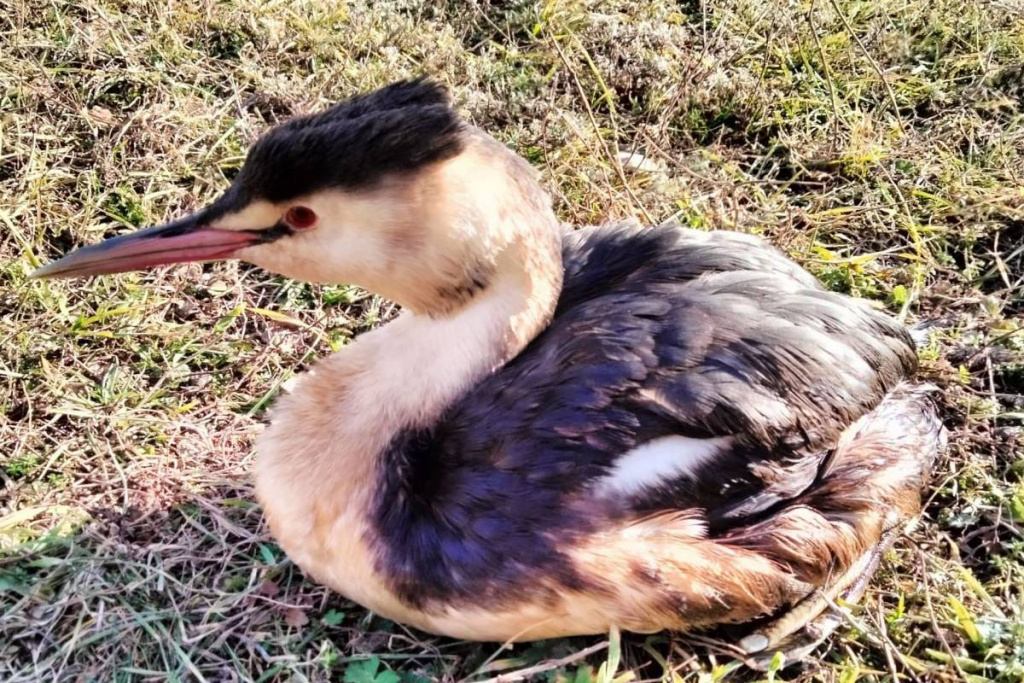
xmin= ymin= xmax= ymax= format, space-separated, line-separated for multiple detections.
xmin=236 ymin=230 xmax=374 ymax=285
xmin=234 ymin=243 xmax=322 ymax=282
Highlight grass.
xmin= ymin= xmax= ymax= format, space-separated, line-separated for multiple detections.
xmin=1 ymin=0 xmax=1022 ymax=680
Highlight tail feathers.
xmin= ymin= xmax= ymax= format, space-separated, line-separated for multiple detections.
xmin=723 ymin=382 xmax=945 ymax=586
xmin=560 ymin=384 xmax=946 ymax=634
xmin=817 ymin=382 xmax=945 ymax=512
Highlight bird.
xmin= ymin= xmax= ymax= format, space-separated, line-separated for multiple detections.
xmin=33 ymin=78 xmax=945 ymax=667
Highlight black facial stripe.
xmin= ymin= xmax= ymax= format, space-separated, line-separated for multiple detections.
xmin=246 ymin=221 xmax=294 ymax=243
xmin=144 ymin=215 xmax=204 ymax=239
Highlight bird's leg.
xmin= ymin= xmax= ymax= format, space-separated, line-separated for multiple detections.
xmin=738 ymin=523 xmax=907 ymax=670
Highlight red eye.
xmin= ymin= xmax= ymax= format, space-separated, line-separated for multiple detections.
xmin=285 ymin=206 xmax=317 ymax=229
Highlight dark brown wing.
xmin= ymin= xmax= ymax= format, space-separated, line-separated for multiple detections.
xmin=370 ymin=224 xmax=917 ymax=606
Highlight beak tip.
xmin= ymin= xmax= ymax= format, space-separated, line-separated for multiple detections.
xmin=28 ymin=217 xmax=262 ymax=280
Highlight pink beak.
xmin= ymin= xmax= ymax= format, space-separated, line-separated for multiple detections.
xmin=30 ymin=214 xmax=265 ymax=279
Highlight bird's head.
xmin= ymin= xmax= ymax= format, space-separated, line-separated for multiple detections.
xmin=33 ymin=79 xmax=561 ymax=314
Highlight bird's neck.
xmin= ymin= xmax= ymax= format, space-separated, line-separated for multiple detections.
xmin=254 ymin=207 xmax=563 ymax=526
xmin=324 ymin=136 xmax=567 ymax=438
xmin=360 ymin=234 xmax=563 ymax=432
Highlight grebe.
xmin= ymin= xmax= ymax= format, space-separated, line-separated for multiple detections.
xmin=33 ymin=79 xmax=944 ymax=667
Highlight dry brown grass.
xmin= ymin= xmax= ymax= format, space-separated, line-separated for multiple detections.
xmin=2 ymin=0 xmax=1023 ymax=681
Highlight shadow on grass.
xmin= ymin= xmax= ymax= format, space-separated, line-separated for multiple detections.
xmin=1 ymin=485 xmax=640 ymax=682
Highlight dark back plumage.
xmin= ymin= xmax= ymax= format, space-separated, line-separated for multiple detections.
xmin=370 ymin=224 xmax=920 ymax=608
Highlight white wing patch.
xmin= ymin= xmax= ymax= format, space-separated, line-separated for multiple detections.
xmin=594 ymin=435 xmax=731 ymax=497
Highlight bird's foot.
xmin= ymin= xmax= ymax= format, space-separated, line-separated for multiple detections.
xmin=738 ymin=524 xmax=905 ymax=671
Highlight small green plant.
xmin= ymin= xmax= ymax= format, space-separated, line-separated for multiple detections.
xmin=3 ymin=454 xmax=40 ymax=479
xmin=343 ymin=657 xmax=400 ymax=683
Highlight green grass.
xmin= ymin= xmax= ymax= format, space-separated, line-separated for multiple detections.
xmin=2 ymin=0 xmax=1023 ymax=680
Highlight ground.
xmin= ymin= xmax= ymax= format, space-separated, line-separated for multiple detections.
xmin=1 ymin=0 xmax=1022 ymax=681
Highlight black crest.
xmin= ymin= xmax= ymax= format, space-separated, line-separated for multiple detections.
xmin=235 ymin=78 xmax=465 ymax=202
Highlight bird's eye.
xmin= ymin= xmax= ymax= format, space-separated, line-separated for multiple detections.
xmin=285 ymin=206 xmax=317 ymax=230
